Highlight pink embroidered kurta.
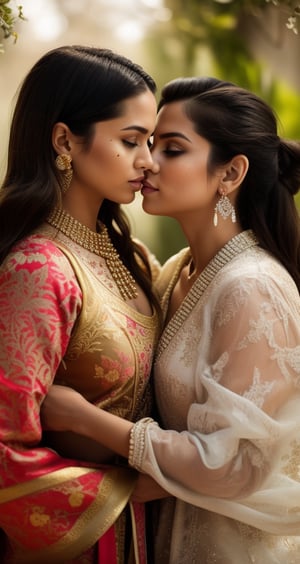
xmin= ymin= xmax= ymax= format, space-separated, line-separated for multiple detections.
xmin=0 ymin=228 xmax=159 ymax=564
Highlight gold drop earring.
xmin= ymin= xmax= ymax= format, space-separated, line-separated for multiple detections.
xmin=55 ymin=154 xmax=73 ymax=194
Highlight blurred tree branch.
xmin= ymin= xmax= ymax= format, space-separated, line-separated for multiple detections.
xmin=0 ymin=0 xmax=25 ymax=52
xmin=212 ymin=0 xmax=300 ymax=34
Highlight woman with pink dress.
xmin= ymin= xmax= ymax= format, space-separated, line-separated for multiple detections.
xmin=0 ymin=45 xmax=161 ymax=563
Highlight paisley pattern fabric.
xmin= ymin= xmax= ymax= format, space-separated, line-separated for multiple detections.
xmin=0 ymin=227 xmax=159 ymax=564
xmin=130 ymin=231 xmax=300 ymax=563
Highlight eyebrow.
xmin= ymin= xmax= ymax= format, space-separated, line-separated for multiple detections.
xmin=121 ymin=126 xmax=149 ymax=134
xmin=159 ymin=132 xmax=192 ymax=143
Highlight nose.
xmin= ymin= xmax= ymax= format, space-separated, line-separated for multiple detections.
xmin=135 ymin=144 xmax=156 ymax=171
xmin=145 ymin=159 xmax=160 ymax=174
xmin=137 ymin=146 xmax=160 ymax=174
xmin=146 ymin=143 xmax=160 ymax=174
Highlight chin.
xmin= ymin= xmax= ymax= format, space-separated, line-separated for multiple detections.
xmin=119 ymin=194 xmax=136 ymax=205
xmin=142 ymin=202 xmax=162 ymax=216
xmin=128 ymin=191 xmax=137 ymax=200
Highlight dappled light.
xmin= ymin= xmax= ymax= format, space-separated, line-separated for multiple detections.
xmin=1 ymin=0 xmax=299 ymax=261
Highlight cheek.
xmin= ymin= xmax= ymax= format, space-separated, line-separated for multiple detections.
xmin=91 ymin=147 xmax=114 ymax=166
xmin=100 ymin=143 xmax=133 ymax=167
xmin=75 ymin=147 xmax=117 ymax=182
xmin=176 ymin=160 xmax=208 ymax=189
xmin=160 ymin=160 xmax=184 ymax=180
xmin=88 ymin=137 xmax=121 ymax=165
xmin=161 ymin=160 xmax=196 ymax=187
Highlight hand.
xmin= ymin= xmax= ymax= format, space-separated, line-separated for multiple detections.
xmin=41 ymin=384 xmax=86 ymax=432
xmin=130 ymin=473 xmax=170 ymax=503
xmin=41 ymin=385 xmax=133 ymax=458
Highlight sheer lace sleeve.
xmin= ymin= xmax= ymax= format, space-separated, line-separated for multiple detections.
xmin=129 ymin=253 xmax=300 ymax=525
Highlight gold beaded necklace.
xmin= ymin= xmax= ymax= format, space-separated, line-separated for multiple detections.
xmin=47 ymin=207 xmax=138 ymax=300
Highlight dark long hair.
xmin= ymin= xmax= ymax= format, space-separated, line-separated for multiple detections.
xmin=159 ymin=77 xmax=300 ymax=291
xmin=0 ymin=45 xmax=160 ymax=311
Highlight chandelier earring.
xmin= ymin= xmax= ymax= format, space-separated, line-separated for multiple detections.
xmin=55 ymin=154 xmax=73 ymax=194
xmin=213 ymin=189 xmax=236 ymax=227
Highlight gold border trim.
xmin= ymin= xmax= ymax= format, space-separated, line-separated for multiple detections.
xmin=5 ymin=467 xmax=137 ymax=563
xmin=0 ymin=466 xmax=94 ymax=503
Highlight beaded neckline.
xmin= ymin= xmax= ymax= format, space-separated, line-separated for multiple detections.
xmin=156 ymin=230 xmax=258 ymax=362
xmin=47 ymin=207 xmax=138 ymax=301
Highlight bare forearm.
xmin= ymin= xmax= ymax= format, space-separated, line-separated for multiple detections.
xmin=131 ymin=473 xmax=170 ymax=503
xmin=73 ymin=401 xmax=133 ymax=458
xmin=43 ymin=430 xmax=116 ymax=463
xmin=41 ymin=385 xmax=134 ymax=458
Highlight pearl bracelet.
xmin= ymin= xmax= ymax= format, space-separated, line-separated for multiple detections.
xmin=128 ymin=417 xmax=155 ymax=470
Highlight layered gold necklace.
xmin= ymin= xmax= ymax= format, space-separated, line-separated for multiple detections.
xmin=47 ymin=207 xmax=138 ymax=300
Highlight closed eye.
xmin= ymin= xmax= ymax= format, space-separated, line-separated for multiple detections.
xmin=163 ymin=149 xmax=184 ymax=157
xmin=122 ymin=140 xmax=138 ymax=148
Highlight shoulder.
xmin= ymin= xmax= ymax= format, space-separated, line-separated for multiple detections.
xmin=1 ymin=234 xmax=82 ymax=300
xmin=214 ymin=246 xmax=299 ymax=312
xmin=161 ymin=247 xmax=190 ymax=273
xmin=222 ymin=246 xmax=296 ymax=286
xmin=133 ymin=238 xmax=162 ymax=281
xmin=156 ymin=248 xmax=190 ymax=298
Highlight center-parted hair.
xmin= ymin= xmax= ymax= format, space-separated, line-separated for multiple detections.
xmin=0 ymin=45 xmax=159 ymax=312
xmin=159 ymin=77 xmax=300 ymax=291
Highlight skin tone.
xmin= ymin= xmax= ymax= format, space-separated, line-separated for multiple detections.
xmin=53 ymin=90 xmax=158 ymax=228
xmin=142 ymin=100 xmax=248 ymax=319
xmin=41 ymin=98 xmax=249 ymax=502
xmin=53 ymin=89 xmax=158 ymax=317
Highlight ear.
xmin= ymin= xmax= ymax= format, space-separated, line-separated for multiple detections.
xmin=219 ymin=154 xmax=249 ymax=195
xmin=52 ymin=122 xmax=73 ymax=155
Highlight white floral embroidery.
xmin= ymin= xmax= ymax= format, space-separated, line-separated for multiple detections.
xmin=243 ymin=367 xmax=275 ymax=408
xmin=272 ymin=346 xmax=300 ymax=386
xmin=210 ymin=352 xmax=229 ymax=382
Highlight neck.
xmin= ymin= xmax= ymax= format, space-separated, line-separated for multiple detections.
xmin=181 ymin=219 xmax=242 ymax=278
xmin=46 ymin=206 xmax=138 ymax=301
xmin=61 ymin=192 xmax=103 ymax=232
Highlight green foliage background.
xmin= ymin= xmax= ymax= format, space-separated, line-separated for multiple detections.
xmin=141 ymin=0 xmax=300 ymax=260
xmin=1 ymin=0 xmax=299 ymax=261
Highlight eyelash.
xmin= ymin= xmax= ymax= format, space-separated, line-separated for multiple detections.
xmin=123 ymin=140 xmax=138 ymax=148
xmin=163 ymin=149 xmax=184 ymax=157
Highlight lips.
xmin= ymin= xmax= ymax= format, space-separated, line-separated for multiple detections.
xmin=129 ymin=176 xmax=145 ymax=190
xmin=141 ymin=180 xmax=158 ymax=194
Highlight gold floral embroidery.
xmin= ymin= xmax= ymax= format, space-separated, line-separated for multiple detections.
xmin=29 ymin=506 xmax=51 ymax=527
xmin=94 ymin=363 xmax=119 ymax=382
xmin=40 ymin=236 xmax=159 ymax=423
xmin=68 ymin=491 xmax=84 ymax=507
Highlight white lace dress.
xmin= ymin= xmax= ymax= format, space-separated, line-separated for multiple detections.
xmin=129 ymin=231 xmax=300 ymax=563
